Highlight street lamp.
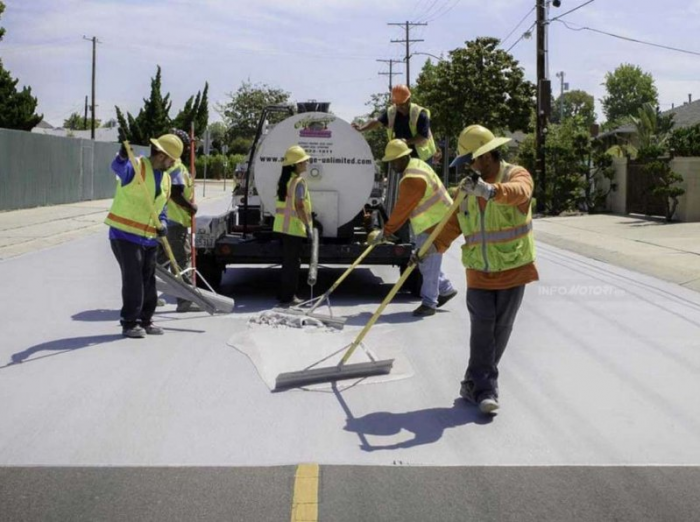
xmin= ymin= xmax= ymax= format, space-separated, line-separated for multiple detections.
xmin=411 ymin=52 xmax=443 ymax=61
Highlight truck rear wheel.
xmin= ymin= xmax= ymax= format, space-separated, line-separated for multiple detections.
xmin=195 ymin=253 xmax=223 ymax=291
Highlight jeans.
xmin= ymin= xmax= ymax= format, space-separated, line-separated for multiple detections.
xmin=464 ymin=285 xmax=526 ymax=400
xmin=415 ymin=232 xmax=455 ymax=308
xmin=110 ymin=238 xmax=158 ymax=328
xmin=278 ymin=233 xmax=304 ymax=302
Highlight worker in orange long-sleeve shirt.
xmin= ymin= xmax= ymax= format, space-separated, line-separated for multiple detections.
xmin=427 ymin=125 xmax=539 ymax=415
xmin=369 ymin=139 xmax=458 ymax=317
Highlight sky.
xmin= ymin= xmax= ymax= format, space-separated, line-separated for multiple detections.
xmin=2 ymin=0 xmax=699 ymax=129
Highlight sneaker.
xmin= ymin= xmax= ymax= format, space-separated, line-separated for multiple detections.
xmin=437 ymin=290 xmax=458 ymax=308
xmin=478 ymin=395 xmax=500 ymax=415
xmin=142 ymin=323 xmax=164 ymax=335
xmin=412 ymin=304 xmax=436 ymax=317
xmin=122 ymin=325 xmax=146 ymax=339
xmin=156 ymin=298 xmax=166 ymax=307
xmin=176 ymin=301 xmax=201 ymax=313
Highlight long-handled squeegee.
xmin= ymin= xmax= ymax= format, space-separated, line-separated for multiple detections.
xmin=123 ymin=141 xmax=234 ymax=314
xmin=274 ymin=190 xmax=466 ymax=390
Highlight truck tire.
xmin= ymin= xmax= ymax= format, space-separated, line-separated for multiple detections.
xmin=196 ymin=253 xmax=223 ymax=291
xmin=399 ymin=263 xmax=423 ymax=298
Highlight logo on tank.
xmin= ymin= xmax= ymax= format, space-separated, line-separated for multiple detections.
xmin=296 ymin=116 xmax=335 ymax=138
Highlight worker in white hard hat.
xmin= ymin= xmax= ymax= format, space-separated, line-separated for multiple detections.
xmin=273 ymin=145 xmax=313 ymax=307
xmin=352 ymin=84 xmax=437 ymax=164
xmin=369 ymin=139 xmax=457 ymax=317
xmin=105 ymin=134 xmax=183 ymax=338
xmin=429 ymin=125 xmax=539 ymax=415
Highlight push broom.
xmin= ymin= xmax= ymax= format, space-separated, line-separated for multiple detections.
xmin=274 ymin=189 xmax=466 ymax=390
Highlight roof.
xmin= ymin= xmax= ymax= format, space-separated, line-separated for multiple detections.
xmin=662 ymin=99 xmax=700 ymax=128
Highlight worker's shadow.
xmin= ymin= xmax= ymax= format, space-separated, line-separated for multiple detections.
xmin=335 ymin=386 xmax=492 ymax=451
xmin=72 ymin=309 xmax=121 ymax=322
xmin=3 ymin=334 xmax=122 ymax=368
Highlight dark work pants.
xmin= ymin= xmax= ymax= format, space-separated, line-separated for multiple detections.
xmin=111 ymin=239 xmax=158 ymax=328
xmin=464 ymin=285 xmax=526 ymax=400
xmin=278 ymin=234 xmax=303 ymax=303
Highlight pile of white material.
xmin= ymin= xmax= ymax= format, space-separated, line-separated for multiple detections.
xmin=248 ymin=311 xmax=332 ymax=330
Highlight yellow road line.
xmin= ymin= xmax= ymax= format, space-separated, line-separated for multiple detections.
xmin=291 ymin=463 xmax=320 ymax=522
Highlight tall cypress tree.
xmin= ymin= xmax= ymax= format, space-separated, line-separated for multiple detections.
xmin=0 ymin=1 xmax=43 ymax=130
xmin=116 ymin=66 xmax=172 ymax=144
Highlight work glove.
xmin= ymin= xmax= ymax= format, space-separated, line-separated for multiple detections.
xmin=410 ymin=243 xmax=437 ymax=265
xmin=367 ymin=229 xmax=384 ymax=245
xmin=460 ymin=175 xmax=496 ymax=200
xmin=156 ymin=222 xmax=167 ymax=238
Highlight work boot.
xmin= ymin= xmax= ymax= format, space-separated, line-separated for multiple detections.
xmin=412 ymin=304 xmax=436 ymax=317
xmin=478 ymin=394 xmax=500 ymax=415
xmin=156 ymin=297 xmax=166 ymax=307
xmin=122 ymin=325 xmax=146 ymax=339
xmin=459 ymin=381 xmax=476 ymax=405
xmin=437 ymin=290 xmax=458 ymax=308
xmin=176 ymin=301 xmax=201 ymax=313
xmin=141 ymin=323 xmax=164 ymax=335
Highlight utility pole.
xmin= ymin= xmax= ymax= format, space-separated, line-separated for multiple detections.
xmin=535 ymin=1 xmax=549 ymax=212
xmin=388 ymin=21 xmax=426 ymax=88
xmin=377 ymin=59 xmax=402 ymax=92
xmin=84 ymin=95 xmax=88 ymax=129
xmin=83 ymin=36 xmax=99 ymax=140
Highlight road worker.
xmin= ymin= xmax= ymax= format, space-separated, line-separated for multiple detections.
xmin=370 ymin=139 xmax=458 ymax=317
xmin=429 ymin=125 xmax=539 ymax=414
xmin=157 ymin=128 xmax=199 ymax=312
xmin=352 ymin=84 xmax=437 ymax=164
xmin=273 ymin=145 xmax=313 ymax=307
xmin=105 ymin=134 xmax=182 ymax=338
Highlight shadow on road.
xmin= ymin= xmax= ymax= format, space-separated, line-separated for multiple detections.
xmin=72 ymin=309 xmax=121 ymax=322
xmin=3 ymin=334 xmax=123 ymax=368
xmin=335 ymin=385 xmax=491 ymax=451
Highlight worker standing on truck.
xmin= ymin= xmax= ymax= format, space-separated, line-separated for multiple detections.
xmin=370 ymin=139 xmax=457 ymax=317
xmin=273 ymin=145 xmax=313 ymax=307
xmin=105 ymin=134 xmax=183 ymax=338
xmin=157 ymin=128 xmax=199 ymax=312
xmin=429 ymin=125 xmax=539 ymax=415
xmin=351 ymin=84 xmax=437 ymax=164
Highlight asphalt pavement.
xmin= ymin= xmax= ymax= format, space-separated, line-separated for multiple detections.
xmin=1 ymin=199 xmax=700 ymax=521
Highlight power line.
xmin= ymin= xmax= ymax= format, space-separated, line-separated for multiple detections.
xmin=555 ymin=19 xmax=700 ymax=57
xmin=505 ymin=21 xmax=536 ymax=53
xmin=550 ymin=0 xmax=596 ymax=22
xmin=500 ymin=6 xmax=536 ymax=46
xmin=414 ymin=0 xmax=441 ymax=22
xmin=422 ymin=0 xmax=462 ymax=23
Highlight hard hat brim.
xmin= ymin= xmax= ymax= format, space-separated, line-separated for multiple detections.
xmin=471 ymin=137 xmax=512 ymax=161
xmin=449 ymin=153 xmax=473 ymax=168
xmin=381 ymin=147 xmax=412 ymax=162
xmin=281 ymin=152 xmax=311 ymax=167
xmin=150 ymin=138 xmax=179 ymax=161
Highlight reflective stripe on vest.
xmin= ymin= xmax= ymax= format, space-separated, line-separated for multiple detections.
xmin=166 ymin=160 xmax=194 ymax=227
xmin=401 ymin=159 xmax=453 ymax=235
xmin=457 ymin=162 xmax=536 ymax=272
xmin=273 ymin=175 xmax=312 ymax=237
xmin=104 ymin=157 xmax=171 ymax=239
xmin=387 ymin=103 xmax=437 ymax=162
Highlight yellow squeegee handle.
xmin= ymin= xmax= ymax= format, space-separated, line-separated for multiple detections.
xmin=123 ymin=141 xmax=182 ymax=276
xmin=307 ymin=243 xmax=377 ymax=314
xmin=340 ymin=189 xmax=467 ymax=364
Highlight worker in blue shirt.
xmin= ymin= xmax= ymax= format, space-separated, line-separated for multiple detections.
xmin=104 ymin=135 xmax=183 ymax=338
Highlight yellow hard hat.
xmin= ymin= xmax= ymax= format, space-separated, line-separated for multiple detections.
xmin=150 ymin=134 xmax=183 ymax=161
xmin=382 ymin=139 xmax=412 ymax=162
xmin=282 ymin=145 xmax=311 ymax=166
xmin=449 ymin=125 xmax=511 ymax=168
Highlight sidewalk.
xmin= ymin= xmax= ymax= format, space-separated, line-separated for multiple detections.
xmin=0 ymin=181 xmax=232 ymax=261
xmin=535 ymin=213 xmax=700 ymax=293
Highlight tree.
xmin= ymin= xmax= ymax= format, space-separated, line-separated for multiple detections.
xmin=601 ymin=64 xmax=658 ymax=127
xmin=171 ymin=82 xmax=209 ymax=137
xmin=116 ymin=66 xmax=172 ymax=144
xmin=628 ymin=102 xmax=674 ymax=152
xmin=63 ymin=112 xmax=101 ymax=130
xmin=206 ymin=121 xmax=228 ymax=153
xmin=353 ymin=91 xmax=390 ymax=172
xmin=550 ymin=89 xmax=596 ymax=127
xmin=0 ymin=1 xmax=43 ymax=130
xmin=216 ymin=81 xmax=290 ymax=141
xmin=412 ymin=37 xmax=535 ymax=149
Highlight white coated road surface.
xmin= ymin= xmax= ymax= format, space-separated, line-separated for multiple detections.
xmin=2 ymin=203 xmax=700 ymax=467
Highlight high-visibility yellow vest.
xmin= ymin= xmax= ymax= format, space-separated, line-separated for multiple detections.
xmin=104 ymin=157 xmax=171 ymax=239
xmin=387 ymin=103 xmax=437 ymax=162
xmin=273 ymin=174 xmax=312 ymax=237
xmin=457 ymin=162 xmax=536 ymax=272
xmin=401 ymin=158 xmax=453 ymax=235
xmin=166 ymin=160 xmax=194 ymax=227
